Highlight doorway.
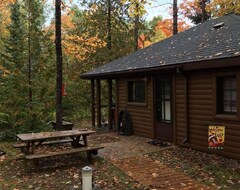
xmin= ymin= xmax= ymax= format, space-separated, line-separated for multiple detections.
xmin=154 ymin=77 xmax=173 ymax=141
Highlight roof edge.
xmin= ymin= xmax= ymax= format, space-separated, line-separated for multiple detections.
xmin=81 ymin=55 xmax=240 ymax=79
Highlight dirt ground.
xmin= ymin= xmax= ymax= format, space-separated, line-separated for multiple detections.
xmin=0 ymin=130 xmax=239 ymax=190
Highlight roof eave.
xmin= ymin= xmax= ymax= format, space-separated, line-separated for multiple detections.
xmin=80 ymin=64 xmax=181 ymax=79
xmin=81 ymin=56 xmax=240 ymax=80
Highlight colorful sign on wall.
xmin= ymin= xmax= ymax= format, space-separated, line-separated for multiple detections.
xmin=208 ymin=126 xmax=225 ymax=149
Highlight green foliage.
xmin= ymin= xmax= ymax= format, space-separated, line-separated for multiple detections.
xmin=62 ymin=79 xmax=92 ymax=122
xmin=141 ymin=15 xmax=165 ymax=43
xmin=0 ymin=0 xmax=172 ymax=136
xmin=0 ymin=0 xmax=56 ymax=136
xmin=148 ymin=15 xmax=163 ymax=31
xmin=1 ymin=1 xmax=28 ymax=130
xmin=150 ymin=29 xmax=166 ymax=43
xmin=0 ymin=113 xmax=11 ymax=127
xmin=0 ymin=130 xmax=16 ymax=142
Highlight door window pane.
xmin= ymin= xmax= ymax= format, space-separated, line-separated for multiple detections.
xmin=165 ymin=101 xmax=171 ymax=122
xmin=155 ymin=79 xmax=172 ymax=123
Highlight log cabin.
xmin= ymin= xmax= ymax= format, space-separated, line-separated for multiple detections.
xmin=81 ymin=14 xmax=240 ymax=160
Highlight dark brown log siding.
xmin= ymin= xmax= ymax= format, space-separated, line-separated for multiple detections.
xmin=175 ymin=75 xmax=186 ymax=145
xmin=116 ymin=77 xmax=154 ymax=138
xmin=176 ymin=70 xmax=240 ymax=160
xmin=115 ymin=68 xmax=239 ymax=160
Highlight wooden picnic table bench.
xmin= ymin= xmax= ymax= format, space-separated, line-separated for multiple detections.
xmin=25 ymin=146 xmax=104 ymax=163
xmin=13 ymin=138 xmax=73 ymax=148
xmin=14 ymin=129 xmax=103 ymax=165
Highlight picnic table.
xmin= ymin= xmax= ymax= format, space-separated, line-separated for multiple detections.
xmin=14 ymin=129 xmax=104 ymax=164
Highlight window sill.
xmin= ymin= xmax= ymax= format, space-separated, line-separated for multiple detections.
xmin=214 ymin=114 xmax=238 ymax=121
xmin=127 ymin=102 xmax=147 ymax=107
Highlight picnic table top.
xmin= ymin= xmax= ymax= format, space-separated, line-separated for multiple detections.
xmin=17 ymin=129 xmax=96 ymax=142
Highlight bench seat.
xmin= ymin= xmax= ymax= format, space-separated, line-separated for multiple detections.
xmin=13 ymin=139 xmax=73 ymax=148
xmin=25 ymin=146 xmax=104 ymax=164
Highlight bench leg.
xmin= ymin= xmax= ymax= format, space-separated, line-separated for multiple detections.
xmin=86 ymin=151 xmax=92 ymax=164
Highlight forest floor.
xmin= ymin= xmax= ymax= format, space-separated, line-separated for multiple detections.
xmin=0 ymin=128 xmax=239 ymax=190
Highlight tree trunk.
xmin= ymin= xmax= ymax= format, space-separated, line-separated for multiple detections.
xmin=134 ymin=1 xmax=139 ymax=51
xmin=55 ymin=0 xmax=63 ymax=130
xmin=28 ymin=0 xmax=33 ymax=130
xmin=201 ymin=0 xmax=207 ymax=23
xmin=107 ymin=0 xmax=111 ymax=50
xmin=173 ymin=0 xmax=178 ymax=35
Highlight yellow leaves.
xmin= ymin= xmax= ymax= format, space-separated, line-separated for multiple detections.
xmin=0 ymin=0 xmax=11 ymax=37
xmin=91 ymin=3 xmax=98 ymax=12
xmin=121 ymin=0 xmax=149 ymax=17
xmin=208 ymin=0 xmax=240 ymax=16
xmin=62 ymin=14 xmax=75 ymax=31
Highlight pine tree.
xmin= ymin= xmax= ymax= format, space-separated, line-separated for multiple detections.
xmin=1 ymin=0 xmax=54 ymax=132
xmin=2 ymin=1 xmax=28 ymax=129
xmin=23 ymin=0 xmax=45 ymax=130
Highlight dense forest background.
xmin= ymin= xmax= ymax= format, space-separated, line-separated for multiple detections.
xmin=0 ymin=0 xmax=239 ymax=140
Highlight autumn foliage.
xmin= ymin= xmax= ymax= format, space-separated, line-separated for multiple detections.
xmin=61 ymin=14 xmax=106 ymax=63
xmin=179 ymin=0 xmax=240 ymax=22
xmin=155 ymin=18 xmax=190 ymax=38
xmin=138 ymin=18 xmax=190 ymax=49
xmin=1 ymin=0 xmax=240 ymax=134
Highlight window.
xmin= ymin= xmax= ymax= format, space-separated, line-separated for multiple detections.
xmin=217 ymin=76 xmax=237 ymax=114
xmin=155 ymin=79 xmax=172 ymax=123
xmin=128 ymin=80 xmax=146 ymax=103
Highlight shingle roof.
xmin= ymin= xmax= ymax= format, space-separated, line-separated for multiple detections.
xmin=82 ymin=14 xmax=240 ymax=78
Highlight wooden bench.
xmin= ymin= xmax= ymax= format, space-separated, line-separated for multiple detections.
xmin=13 ymin=138 xmax=73 ymax=149
xmin=25 ymin=146 xmax=104 ymax=165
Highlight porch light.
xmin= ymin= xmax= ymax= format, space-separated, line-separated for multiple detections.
xmin=176 ymin=67 xmax=183 ymax=74
xmin=82 ymin=166 xmax=93 ymax=190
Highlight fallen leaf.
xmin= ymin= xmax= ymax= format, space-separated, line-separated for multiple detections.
xmin=152 ymin=173 xmax=158 ymax=178
xmin=73 ymin=173 xmax=79 ymax=179
xmin=180 ymin=182 xmax=186 ymax=186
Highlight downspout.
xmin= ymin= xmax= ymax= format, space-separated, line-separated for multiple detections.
xmin=182 ymin=74 xmax=189 ymax=143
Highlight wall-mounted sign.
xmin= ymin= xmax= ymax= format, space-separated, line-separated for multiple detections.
xmin=208 ymin=126 xmax=225 ymax=149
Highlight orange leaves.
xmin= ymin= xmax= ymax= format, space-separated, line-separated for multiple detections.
xmin=47 ymin=11 xmax=107 ymax=63
xmin=155 ymin=18 xmax=190 ymax=38
xmin=62 ymin=14 xmax=75 ymax=31
xmin=138 ymin=34 xmax=151 ymax=49
xmin=63 ymin=34 xmax=106 ymax=62
xmin=0 ymin=0 xmax=15 ymax=5
xmin=179 ymin=0 xmax=240 ymax=19
xmin=138 ymin=17 xmax=190 ymax=48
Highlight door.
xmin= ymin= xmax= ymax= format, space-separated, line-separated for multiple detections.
xmin=155 ymin=77 xmax=173 ymax=141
